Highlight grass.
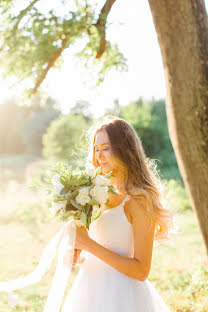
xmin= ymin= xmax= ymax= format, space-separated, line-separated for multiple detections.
xmin=149 ymin=210 xmax=208 ymax=311
xmin=0 ymin=182 xmax=207 ymax=312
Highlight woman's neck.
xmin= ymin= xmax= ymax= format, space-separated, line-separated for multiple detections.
xmin=110 ymin=172 xmax=127 ymax=195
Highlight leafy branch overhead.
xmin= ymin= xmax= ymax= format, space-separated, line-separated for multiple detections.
xmin=0 ymin=0 xmax=127 ymax=94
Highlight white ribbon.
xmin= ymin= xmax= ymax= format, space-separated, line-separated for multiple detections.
xmin=0 ymin=219 xmax=80 ymax=312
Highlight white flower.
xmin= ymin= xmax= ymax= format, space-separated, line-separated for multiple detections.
xmin=92 ymin=204 xmax=105 ymax=214
xmin=76 ymin=187 xmax=91 ymax=206
xmin=86 ymin=163 xmax=96 ymax=178
xmin=51 ymin=174 xmax=61 ymax=186
xmin=90 ymin=185 xmax=108 ymax=204
xmin=49 ymin=200 xmax=67 ymax=215
xmin=94 ymin=175 xmax=111 ymax=186
xmin=8 ymin=291 xmax=19 ymax=307
xmin=92 ymin=204 xmax=100 ymax=214
xmin=51 ymin=174 xmax=64 ymax=195
xmin=51 ymin=174 xmax=70 ymax=196
xmin=100 ymin=203 xmax=106 ymax=212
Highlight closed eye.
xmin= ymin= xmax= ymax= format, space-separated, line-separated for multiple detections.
xmin=95 ymin=148 xmax=109 ymax=152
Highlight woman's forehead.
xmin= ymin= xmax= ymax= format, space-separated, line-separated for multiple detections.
xmin=94 ymin=130 xmax=109 ymax=146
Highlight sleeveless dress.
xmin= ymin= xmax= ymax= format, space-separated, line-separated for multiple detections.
xmin=61 ymin=195 xmax=171 ymax=312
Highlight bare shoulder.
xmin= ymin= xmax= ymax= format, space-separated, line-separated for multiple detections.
xmin=125 ymin=196 xmax=154 ymax=228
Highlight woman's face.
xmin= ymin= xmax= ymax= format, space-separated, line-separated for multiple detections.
xmin=94 ymin=130 xmax=116 ymax=174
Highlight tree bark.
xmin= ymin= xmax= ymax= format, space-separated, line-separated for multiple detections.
xmin=148 ymin=0 xmax=208 ymax=254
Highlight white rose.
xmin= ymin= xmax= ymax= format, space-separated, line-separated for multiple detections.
xmin=100 ymin=203 xmax=106 ymax=212
xmin=51 ymin=174 xmax=71 ymax=196
xmin=92 ymin=204 xmax=100 ymax=214
xmin=49 ymin=200 xmax=67 ymax=215
xmin=51 ymin=174 xmax=64 ymax=195
xmin=94 ymin=175 xmax=111 ymax=186
xmin=86 ymin=163 xmax=96 ymax=178
xmin=51 ymin=174 xmax=61 ymax=186
xmin=90 ymin=186 xmax=108 ymax=204
xmin=76 ymin=187 xmax=91 ymax=206
xmin=92 ymin=204 xmax=105 ymax=214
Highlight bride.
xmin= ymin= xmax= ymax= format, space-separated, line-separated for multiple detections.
xmin=61 ymin=116 xmax=173 ymax=311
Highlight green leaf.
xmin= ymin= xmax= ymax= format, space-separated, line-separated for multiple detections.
xmin=44 ymin=177 xmax=51 ymax=184
xmin=69 ymin=189 xmax=79 ymax=200
xmin=81 ymin=211 xmax=87 ymax=226
xmin=87 ymin=217 xmax=91 ymax=230
xmin=60 ymin=185 xmax=71 ymax=195
xmin=108 ymin=186 xmax=118 ymax=195
xmin=88 ymin=198 xmax=100 ymax=205
xmin=85 ymin=204 xmax=91 ymax=215
xmin=95 ymin=166 xmax=101 ymax=175
xmin=92 ymin=210 xmax=101 ymax=220
xmin=105 ymin=171 xmax=114 ymax=179
xmin=53 ymin=194 xmax=68 ymax=201
xmin=32 ymin=179 xmax=41 ymax=187
xmin=70 ymin=199 xmax=83 ymax=211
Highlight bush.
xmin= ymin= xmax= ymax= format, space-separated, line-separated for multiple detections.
xmin=120 ymin=98 xmax=181 ymax=181
xmin=42 ymin=113 xmax=90 ymax=161
xmin=165 ymin=179 xmax=192 ymax=212
xmin=22 ymin=109 xmax=60 ymax=155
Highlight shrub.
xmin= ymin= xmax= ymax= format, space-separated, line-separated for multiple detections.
xmin=165 ymin=179 xmax=192 ymax=212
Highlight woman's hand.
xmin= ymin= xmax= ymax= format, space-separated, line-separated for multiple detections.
xmin=72 ymin=249 xmax=86 ymax=266
xmin=72 ymin=248 xmax=82 ymax=266
xmin=74 ymin=224 xmax=91 ymax=250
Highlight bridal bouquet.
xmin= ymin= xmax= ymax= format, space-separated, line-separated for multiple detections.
xmin=0 ymin=163 xmax=117 ymax=312
xmin=47 ymin=162 xmax=117 ymax=229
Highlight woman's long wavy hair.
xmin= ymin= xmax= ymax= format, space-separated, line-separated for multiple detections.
xmin=86 ymin=115 xmax=174 ymax=242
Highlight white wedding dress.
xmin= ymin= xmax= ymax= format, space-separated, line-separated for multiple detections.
xmin=61 ymin=195 xmax=171 ymax=312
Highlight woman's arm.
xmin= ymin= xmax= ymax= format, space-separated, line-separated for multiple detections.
xmin=85 ymin=198 xmax=155 ymax=281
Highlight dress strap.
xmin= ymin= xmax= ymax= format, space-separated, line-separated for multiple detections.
xmin=120 ymin=194 xmax=131 ymax=207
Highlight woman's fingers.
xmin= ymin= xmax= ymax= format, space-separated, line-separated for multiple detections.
xmin=72 ymin=248 xmax=83 ymax=266
xmin=77 ymin=256 xmax=85 ymax=264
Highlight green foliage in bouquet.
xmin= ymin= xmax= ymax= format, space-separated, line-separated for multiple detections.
xmin=44 ymin=162 xmax=116 ymax=229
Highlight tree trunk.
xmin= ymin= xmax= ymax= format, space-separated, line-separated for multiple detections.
xmin=148 ymin=0 xmax=208 ymax=254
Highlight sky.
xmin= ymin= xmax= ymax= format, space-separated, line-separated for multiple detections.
xmin=0 ymin=0 xmax=208 ymax=117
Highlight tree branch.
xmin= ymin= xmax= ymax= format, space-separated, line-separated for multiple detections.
xmin=95 ymin=0 xmax=117 ymax=58
xmin=13 ymin=0 xmax=39 ymax=31
xmin=31 ymin=0 xmax=117 ymax=92
xmin=33 ymin=38 xmax=68 ymax=94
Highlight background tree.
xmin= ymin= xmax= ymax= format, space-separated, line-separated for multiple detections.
xmin=120 ymin=98 xmax=180 ymax=180
xmin=148 ymin=0 xmax=208 ymax=254
xmin=42 ymin=113 xmax=90 ymax=165
xmin=22 ymin=109 xmax=60 ymax=155
xmin=70 ymin=100 xmax=93 ymax=122
xmin=0 ymin=0 xmax=126 ymax=93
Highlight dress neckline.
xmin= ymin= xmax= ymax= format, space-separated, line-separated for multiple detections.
xmin=103 ymin=194 xmax=130 ymax=213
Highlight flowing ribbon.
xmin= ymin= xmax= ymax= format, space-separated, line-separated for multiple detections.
xmin=0 ymin=219 xmax=80 ymax=312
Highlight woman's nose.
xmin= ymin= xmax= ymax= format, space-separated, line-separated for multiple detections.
xmin=97 ymin=150 xmax=104 ymax=160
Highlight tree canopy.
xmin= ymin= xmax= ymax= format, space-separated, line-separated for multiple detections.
xmin=0 ymin=0 xmax=127 ymax=94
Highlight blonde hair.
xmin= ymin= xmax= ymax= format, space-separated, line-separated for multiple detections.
xmin=86 ymin=115 xmax=174 ymax=242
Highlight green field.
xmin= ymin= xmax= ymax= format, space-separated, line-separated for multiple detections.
xmin=0 ymin=185 xmax=207 ymax=312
